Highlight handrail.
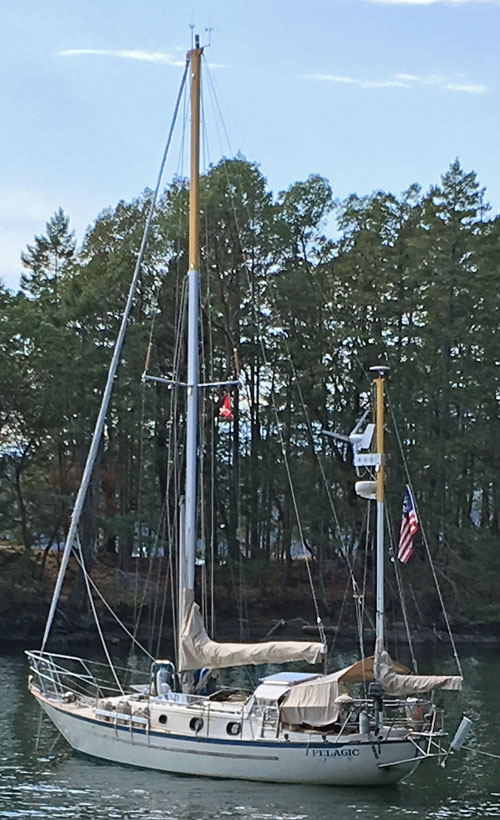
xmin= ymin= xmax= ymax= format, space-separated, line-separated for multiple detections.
xmin=26 ymin=649 xmax=149 ymax=701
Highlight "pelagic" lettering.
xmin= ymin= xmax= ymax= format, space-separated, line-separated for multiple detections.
xmin=310 ymin=748 xmax=360 ymax=758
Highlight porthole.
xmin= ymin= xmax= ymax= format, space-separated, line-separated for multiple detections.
xmin=158 ymin=714 xmax=167 ymax=725
xmin=226 ymin=721 xmax=241 ymax=736
xmin=189 ymin=717 xmax=204 ymax=733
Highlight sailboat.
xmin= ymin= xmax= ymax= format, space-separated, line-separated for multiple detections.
xmin=26 ymin=36 xmax=469 ymax=786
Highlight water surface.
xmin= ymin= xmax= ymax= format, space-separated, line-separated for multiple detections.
xmin=1 ymin=649 xmax=498 ymax=819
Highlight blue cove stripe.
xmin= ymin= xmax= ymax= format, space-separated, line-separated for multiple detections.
xmin=44 ymin=699 xmax=414 ymax=752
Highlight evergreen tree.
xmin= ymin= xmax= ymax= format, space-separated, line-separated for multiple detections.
xmin=21 ymin=208 xmax=75 ymax=301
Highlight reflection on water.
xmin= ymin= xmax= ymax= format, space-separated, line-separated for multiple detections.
xmin=1 ymin=650 xmax=499 ymax=819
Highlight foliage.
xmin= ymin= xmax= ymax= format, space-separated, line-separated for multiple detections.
xmin=3 ymin=158 xmax=500 ymax=622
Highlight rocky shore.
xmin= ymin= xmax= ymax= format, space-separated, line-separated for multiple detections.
xmin=1 ymin=547 xmax=499 ymax=653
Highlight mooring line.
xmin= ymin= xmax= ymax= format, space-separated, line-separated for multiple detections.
xmin=462 ymin=744 xmax=500 ymax=761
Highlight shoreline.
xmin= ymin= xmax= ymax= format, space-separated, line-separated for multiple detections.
xmin=3 ymin=611 xmax=499 ymax=652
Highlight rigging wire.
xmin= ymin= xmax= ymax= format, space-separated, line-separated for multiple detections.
xmin=155 ymin=544 xmax=173 ymax=658
xmin=128 ymin=263 xmax=186 ymax=659
xmin=75 ymin=534 xmax=124 ymax=694
xmin=386 ymin=386 xmax=463 ymax=678
xmin=198 ymin=81 xmax=210 ymax=625
xmin=204 ymin=169 xmax=217 ymax=642
xmin=127 ymin=490 xmax=167 ymax=656
xmin=266 ymin=304 xmax=373 ymax=627
xmin=204 ymin=55 xmax=433 ymax=670
xmin=167 ymin=275 xmax=189 ymax=663
xmin=148 ymin=507 xmax=168 ymax=653
xmin=354 ymin=507 xmax=369 ymax=664
xmin=71 ymin=545 xmax=154 ymax=660
xmin=202 ymin=59 xmax=329 ymax=650
xmin=135 ymin=274 xmax=189 ymax=663
xmin=135 ymin=72 xmax=191 ymax=660
xmin=202 ymin=56 xmax=449 ymax=682
xmin=202 ymin=56 xmax=234 ymax=157
xmin=202 ymin=57 xmax=395 ymax=657
xmin=134 ymin=246 xmax=168 ymax=654
xmin=201 ymin=57 xmax=251 ymax=641
xmin=359 ymin=504 xmax=373 ymax=695
xmin=200 ymin=110 xmax=217 ymax=637
xmin=384 ymin=496 xmax=419 ymax=673
xmin=41 ymin=55 xmax=190 ymax=653
xmin=320 ymin=338 xmax=437 ymax=672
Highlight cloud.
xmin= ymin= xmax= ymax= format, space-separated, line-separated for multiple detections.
xmin=305 ymin=73 xmax=409 ymax=89
xmin=59 ymin=48 xmax=186 ymax=66
xmin=305 ymin=71 xmax=486 ymax=94
xmin=445 ymin=81 xmax=487 ymax=92
xmin=367 ymin=0 xmax=500 ymax=5
xmin=396 ymin=73 xmax=486 ymax=93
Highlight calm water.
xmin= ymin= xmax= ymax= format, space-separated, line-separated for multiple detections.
xmin=1 ymin=648 xmax=499 ymax=819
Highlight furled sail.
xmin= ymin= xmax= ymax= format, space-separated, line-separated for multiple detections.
xmin=178 ymin=600 xmax=324 ymax=672
xmin=378 ymin=650 xmax=462 ymax=696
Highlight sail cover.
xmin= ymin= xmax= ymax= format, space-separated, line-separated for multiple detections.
xmin=378 ymin=650 xmax=462 ymax=696
xmin=178 ymin=600 xmax=324 ymax=671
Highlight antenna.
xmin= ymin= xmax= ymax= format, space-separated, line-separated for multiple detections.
xmin=322 ymin=407 xmax=375 ymax=475
xmin=188 ymin=25 xmax=213 ymax=50
xmin=204 ymin=27 xmax=213 ymax=48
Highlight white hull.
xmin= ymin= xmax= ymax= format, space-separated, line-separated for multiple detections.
xmin=37 ymin=693 xmax=423 ymax=786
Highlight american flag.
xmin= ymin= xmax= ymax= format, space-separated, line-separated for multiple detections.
xmin=398 ymin=485 xmax=419 ymax=564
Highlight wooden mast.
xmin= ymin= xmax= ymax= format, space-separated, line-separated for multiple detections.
xmin=188 ymin=37 xmax=201 ymax=275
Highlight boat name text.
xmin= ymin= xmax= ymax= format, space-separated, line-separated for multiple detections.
xmin=310 ymin=748 xmax=360 ymax=758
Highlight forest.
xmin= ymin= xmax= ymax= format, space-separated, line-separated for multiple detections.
xmin=1 ymin=156 xmax=500 ymax=640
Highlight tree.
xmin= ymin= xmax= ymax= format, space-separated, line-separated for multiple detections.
xmin=21 ymin=208 xmax=75 ymax=301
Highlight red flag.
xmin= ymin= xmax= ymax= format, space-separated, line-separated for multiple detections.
xmin=220 ymin=393 xmax=233 ymax=421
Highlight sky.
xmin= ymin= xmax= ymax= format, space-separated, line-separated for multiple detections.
xmin=1 ymin=0 xmax=499 ymax=290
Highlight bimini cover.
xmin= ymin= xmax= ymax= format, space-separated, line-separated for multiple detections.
xmin=280 ymin=653 xmax=462 ymax=728
xmin=178 ymin=600 xmax=324 ymax=672
xmin=280 ymin=670 xmax=349 ymax=727
xmin=279 ymin=659 xmax=392 ymax=727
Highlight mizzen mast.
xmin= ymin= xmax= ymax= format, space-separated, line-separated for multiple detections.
xmin=370 ymin=365 xmax=389 ymax=681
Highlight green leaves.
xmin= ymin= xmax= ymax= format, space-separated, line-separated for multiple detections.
xmin=4 ymin=158 xmax=500 ymax=617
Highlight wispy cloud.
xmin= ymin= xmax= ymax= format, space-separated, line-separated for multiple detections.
xmin=396 ymin=73 xmax=486 ymax=93
xmin=59 ymin=48 xmax=186 ymax=66
xmin=367 ymin=0 xmax=500 ymax=5
xmin=305 ymin=71 xmax=486 ymax=94
xmin=305 ymin=73 xmax=409 ymax=89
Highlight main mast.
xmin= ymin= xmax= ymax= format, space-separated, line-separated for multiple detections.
xmin=184 ymin=36 xmax=203 ymax=597
xmin=370 ymin=365 xmax=389 ymax=681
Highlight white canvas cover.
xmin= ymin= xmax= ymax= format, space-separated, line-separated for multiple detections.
xmin=178 ymin=600 xmax=324 ymax=672
xmin=280 ymin=652 xmax=462 ymax=728
xmin=280 ymin=670 xmax=348 ymax=726
xmin=279 ymin=659 xmax=389 ymax=726
xmin=379 ymin=650 xmax=462 ymax=696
